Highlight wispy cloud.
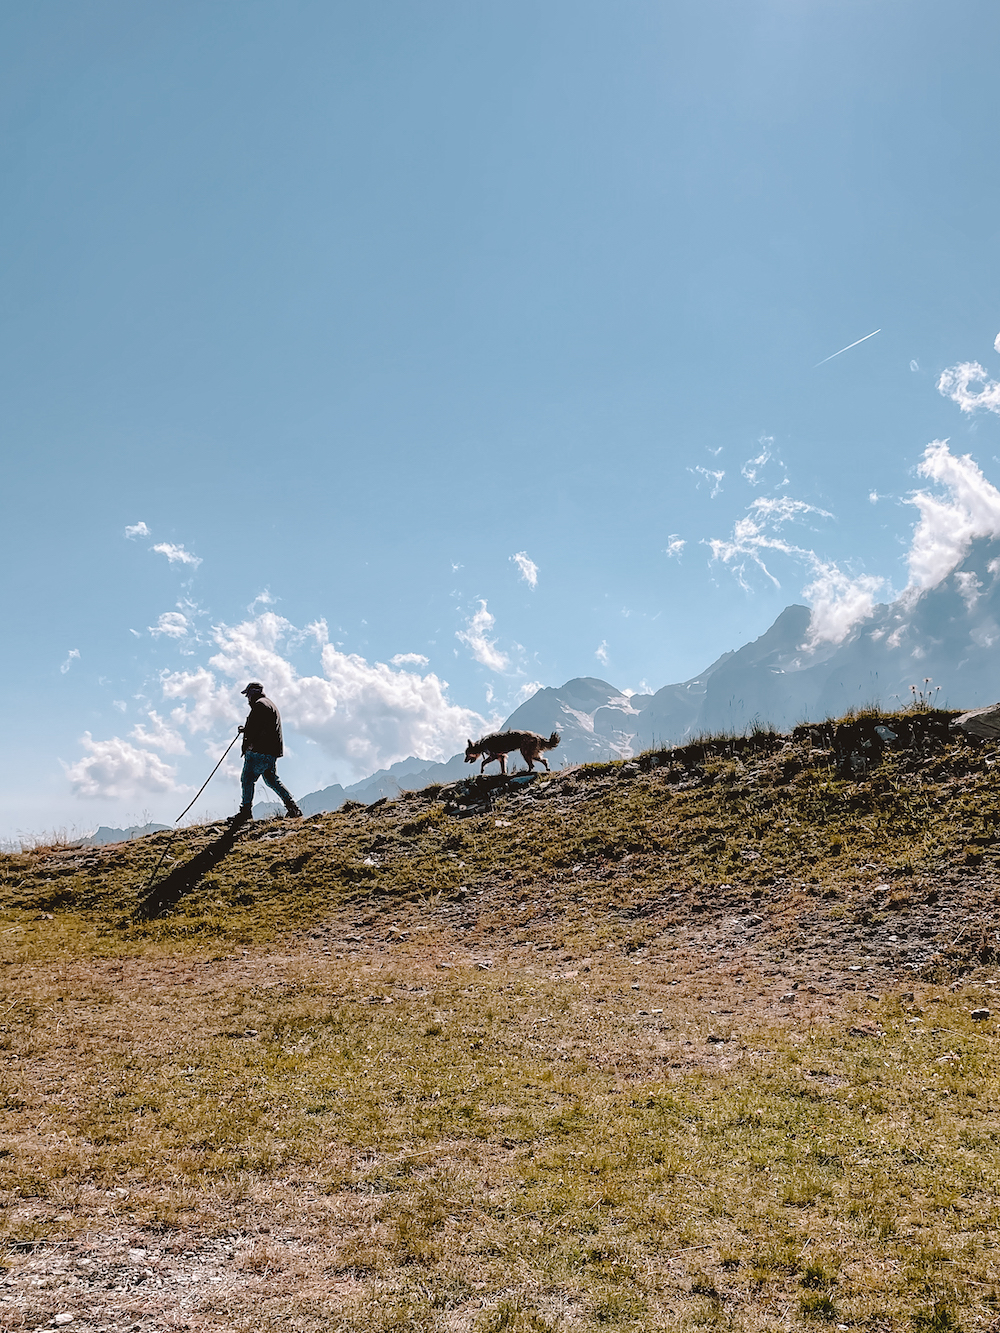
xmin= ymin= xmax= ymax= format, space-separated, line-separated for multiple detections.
xmin=391 ymin=652 xmax=429 ymax=666
xmin=708 ymin=438 xmax=1000 ymax=646
xmin=60 ymin=648 xmax=80 ymax=675
xmin=511 ymin=551 xmax=539 ymax=588
xmin=124 ymin=521 xmax=150 ymax=539
xmin=515 ymin=679 xmax=543 ymax=704
xmin=249 ymin=590 xmax=276 ymax=613
xmin=938 ymin=361 xmax=1000 ymax=415
xmin=456 ymin=601 xmax=509 ymax=672
xmin=741 ymin=439 xmax=772 ymax=485
xmin=595 ymin=640 xmax=609 ymax=665
xmin=937 ymin=334 xmax=1000 ymax=414
xmin=664 ymin=535 xmax=685 ymax=558
xmin=153 ymin=542 xmax=202 ymax=569
xmin=149 ymin=612 xmax=189 ymax=639
xmin=708 ymin=496 xmax=833 ymax=589
xmin=690 ymin=466 xmax=725 ymax=498
xmin=708 ymin=493 xmax=886 ymax=645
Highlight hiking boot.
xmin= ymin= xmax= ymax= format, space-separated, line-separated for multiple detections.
xmin=284 ymin=803 xmax=304 ymax=818
xmin=226 ymin=807 xmax=252 ymax=826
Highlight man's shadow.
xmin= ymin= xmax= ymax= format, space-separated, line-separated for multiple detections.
xmin=135 ymin=823 xmax=243 ymax=920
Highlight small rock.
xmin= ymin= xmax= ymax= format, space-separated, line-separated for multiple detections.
xmin=54 ymin=1317 xmax=75 ymax=1328
xmin=779 ymin=992 xmax=796 ymax=1003
xmin=707 ymin=1034 xmax=725 ymax=1043
xmin=971 ymin=1008 xmax=991 ymax=1021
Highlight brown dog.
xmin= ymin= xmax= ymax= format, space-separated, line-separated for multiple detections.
xmin=464 ymin=729 xmax=561 ymax=775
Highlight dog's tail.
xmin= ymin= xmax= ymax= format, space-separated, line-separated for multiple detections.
xmin=543 ymin=731 xmax=561 ymax=750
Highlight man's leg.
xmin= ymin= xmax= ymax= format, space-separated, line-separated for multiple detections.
xmin=240 ymin=754 xmax=259 ymax=811
xmin=260 ymin=761 xmax=302 ymax=816
xmin=228 ymin=753 xmax=265 ymax=824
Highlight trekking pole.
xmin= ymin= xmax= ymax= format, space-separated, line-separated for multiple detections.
xmin=140 ymin=730 xmax=241 ymax=897
xmin=174 ymin=730 xmax=242 ymax=824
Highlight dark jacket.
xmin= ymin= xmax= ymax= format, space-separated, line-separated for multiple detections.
xmin=241 ymin=695 xmax=283 ymax=758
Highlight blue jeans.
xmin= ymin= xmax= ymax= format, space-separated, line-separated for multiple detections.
xmin=241 ymin=751 xmax=296 ymax=810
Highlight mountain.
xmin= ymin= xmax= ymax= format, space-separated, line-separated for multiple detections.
xmin=266 ymin=536 xmax=1000 ymax=819
xmin=80 ymin=822 xmax=171 ymax=846
xmin=499 ymin=677 xmax=648 ymax=763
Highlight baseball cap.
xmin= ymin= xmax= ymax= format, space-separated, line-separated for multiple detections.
xmin=241 ymin=681 xmax=264 ymax=696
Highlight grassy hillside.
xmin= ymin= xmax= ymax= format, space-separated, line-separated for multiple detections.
xmin=2 ymin=709 xmax=999 ymax=1331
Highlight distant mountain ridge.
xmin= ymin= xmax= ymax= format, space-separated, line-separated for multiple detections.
xmin=258 ymin=539 xmax=1000 ymax=819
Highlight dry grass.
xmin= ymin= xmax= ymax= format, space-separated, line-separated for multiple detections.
xmin=2 ymin=713 xmax=1000 ymax=1330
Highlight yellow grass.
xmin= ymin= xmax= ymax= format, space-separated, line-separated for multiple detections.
xmin=2 ymin=716 xmax=999 ymax=1329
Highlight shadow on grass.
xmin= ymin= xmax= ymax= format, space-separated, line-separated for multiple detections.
xmin=135 ymin=824 xmax=243 ymax=920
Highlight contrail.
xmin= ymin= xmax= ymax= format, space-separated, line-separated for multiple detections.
xmin=815 ymin=328 xmax=881 ymax=367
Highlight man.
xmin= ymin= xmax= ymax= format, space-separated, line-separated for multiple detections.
xmin=227 ymin=681 xmax=303 ymax=825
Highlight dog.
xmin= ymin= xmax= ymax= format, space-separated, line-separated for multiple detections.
xmin=464 ymin=729 xmax=561 ymax=775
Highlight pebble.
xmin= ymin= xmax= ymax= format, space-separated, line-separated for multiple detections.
xmin=53 ymin=1317 xmax=74 ymax=1328
xmin=779 ymin=992 xmax=796 ymax=1003
xmin=971 ymin=1008 xmax=991 ymax=1021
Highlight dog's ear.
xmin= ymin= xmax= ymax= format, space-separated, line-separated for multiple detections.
xmin=466 ymin=739 xmax=472 ymax=747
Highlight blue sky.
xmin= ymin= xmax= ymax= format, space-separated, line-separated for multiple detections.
xmin=4 ymin=0 xmax=1000 ymax=838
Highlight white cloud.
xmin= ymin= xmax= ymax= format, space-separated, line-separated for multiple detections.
xmin=937 ymin=362 xmax=1000 ymax=415
xmin=707 ymin=496 xmax=832 ymax=589
xmin=690 ymin=466 xmax=725 ymax=498
xmin=709 ymin=494 xmax=884 ymax=645
xmin=152 ymin=542 xmax=202 ymax=569
xmin=910 ymin=360 xmax=919 ymax=373
xmin=515 ymin=679 xmax=543 ymax=704
xmin=595 ymin=640 xmax=609 ymax=665
xmin=149 ymin=612 xmax=189 ymax=639
xmin=456 ymin=601 xmax=509 ymax=672
xmin=664 ymin=535 xmax=685 ymax=558
xmin=869 ymin=491 xmax=880 ymax=504
xmin=954 ymin=570 xmax=983 ymax=612
xmin=63 ymin=734 xmax=183 ymax=799
xmin=801 ymin=564 xmax=886 ymax=647
xmin=125 ymin=521 xmax=150 ymax=539
xmin=391 ymin=652 xmax=430 ymax=666
xmin=60 ymin=649 xmax=80 ymax=674
xmin=511 ymin=551 xmax=539 ymax=588
xmin=157 ymin=612 xmax=486 ymax=780
xmin=904 ymin=440 xmax=1000 ymax=590
xmin=130 ymin=710 xmax=188 ymax=755
xmin=741 ymin=439 xmax=773 ymax=485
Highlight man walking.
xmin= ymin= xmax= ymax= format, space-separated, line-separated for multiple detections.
xmin=228 ymin=681 xmax=303 ymax=825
